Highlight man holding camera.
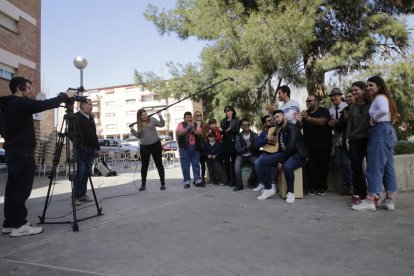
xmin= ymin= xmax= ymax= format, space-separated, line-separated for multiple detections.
xmin=69 ymin=99 xmax=101 ymax=206
xmin=0 ymin=76 xmax=76 ymax=237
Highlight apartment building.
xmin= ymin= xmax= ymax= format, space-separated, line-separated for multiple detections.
xmin=56 ymin=84 xmax=203 ymax=141
xmin=0 ymin=0 xmax=41 ymax=96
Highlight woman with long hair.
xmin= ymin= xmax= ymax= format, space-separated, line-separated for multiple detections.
xmin=220 ymin=106 xmax=239 ymax=187
xmin=346 ymin=82 xmax=371 ymax=205
xmin=194 ymin=111 xmax=208 ymax=185
xmin=130 ymin=109 xmax=166 ymax=191
xmin=352 ymin=76 xmax=398 ymax=211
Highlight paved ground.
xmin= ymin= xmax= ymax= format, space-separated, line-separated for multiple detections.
xmin=0 ymin=163 xmax=413 ymax=276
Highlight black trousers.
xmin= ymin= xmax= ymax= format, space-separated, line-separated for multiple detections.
xmin=349 ymin=137 xmax=368 ymax=199
xmin=207 ymin=161 xmax=221 ymax=183
xmin=223 ymin=152 xmax=237 ymax=186
xmin=3 ymin=153 xmax=35 ymax=228
xmin=140 ymin=141 xmax=165 ymax=186
xmin=306 ymin=149 xmax=331 ymax=192
xmin=199 ymin=153 xmax=206 ymax=180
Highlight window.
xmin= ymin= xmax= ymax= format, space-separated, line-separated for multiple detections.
xmin=142 ymin=95 xmax=153 ymax=102
xmin=0 ymin=63 xmax=15 ymax=80
xmin=0 ymin=12 xmax=18 ymax=33
xmin=126 ymin=111 xmax=136 ymax=116
xmin=106 ymin=124 xmax=116 ymax=129
xmin=105 ymin=101 xmax=115 ymax=106
xmin=106 ymin=113 xmax=115 ymax=118
xmin=105 ymin=89 xmax=114 ymax=94
xmin=126 ymin=99 xmax=136 ymax=104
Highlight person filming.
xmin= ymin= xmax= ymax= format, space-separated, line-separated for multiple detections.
xmin=0 ymin=76 xmax=76 ymax=237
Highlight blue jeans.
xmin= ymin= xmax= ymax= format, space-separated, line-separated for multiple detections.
xmin=234 ymin=155 xmax=257 ymax=188
xmin=366 ymin=122 xmax=398 ymax=194
xmin=334 ymin=146 xmax=352 ymax=189
xmin=255 ymin=153 xmax=276 ymax=186
xmin=3 ymin=153 xmax=35 ymax=228
xmin=179 ymin=145 xmax=201 ymax=185
xmin=257 ymin=152 xmax=305 ymax=192
xmin=75 ymin=146 xmax=96 ymax=198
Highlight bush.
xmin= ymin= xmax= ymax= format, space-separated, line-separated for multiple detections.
xmin=394 ymin=141 xmax=414 ymax=155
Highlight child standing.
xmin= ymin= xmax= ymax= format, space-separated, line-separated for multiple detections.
xmin=204 ymin=132 xmax=222 ymax=185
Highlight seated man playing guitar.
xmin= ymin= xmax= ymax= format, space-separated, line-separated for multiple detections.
xmin=253 ymin=115 xmax=278 ymax=192
xmin=255 ymin=110 xmax=308 ymax=203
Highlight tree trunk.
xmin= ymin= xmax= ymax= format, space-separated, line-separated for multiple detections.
xmin=304 ymin=52 xmax=326 ymax=97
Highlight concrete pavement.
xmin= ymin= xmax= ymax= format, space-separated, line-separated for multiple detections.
xmin=0 ymin=164 xmax=413 ymax=276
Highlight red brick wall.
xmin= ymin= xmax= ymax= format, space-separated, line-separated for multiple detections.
xmin=0 ymin=0 xmax=41 ymax=96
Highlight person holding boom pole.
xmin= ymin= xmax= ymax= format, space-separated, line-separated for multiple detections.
xmin=130 ymin=109 xmax=166 ymax=191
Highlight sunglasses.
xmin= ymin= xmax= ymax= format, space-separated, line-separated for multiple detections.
xmin=306 ymin=100 xmax=313 ymax=103
xmin=225 ymin=109 xmax=232 ymax=112
xmin=266 ymin=119 xmax=272 ymax=123
xmin=242 ymin=123 xmax=250 ymax=127
xmin=196 ymin=114 xmax=202 ymax=117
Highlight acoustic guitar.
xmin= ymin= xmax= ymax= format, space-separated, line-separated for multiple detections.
xmin=261 ymin=127 xmax=279 ymax=153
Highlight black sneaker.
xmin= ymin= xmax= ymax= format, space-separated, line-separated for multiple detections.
xmin=184 ymin=184 xmax=191 ymax=189
xmin=316 ymin=189 xmax=327 ymax=195
xmin=233 ymin=186 xmax=244 ymax=192
xmin=139 ymin=186 xmax=146 ymax=191
xmin=195 ymin=183 xmax=206 ymax=187
xmin=160 ymin=186 xmax=166 ymax=190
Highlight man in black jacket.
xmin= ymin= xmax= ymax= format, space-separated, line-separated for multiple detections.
xmin=256 ymin=110 xmax=308 ymax=203
xmin=0 ymin=76 xmax=76 ymax=237
xmin=69 ymin=99 xmax=101 ymax=205
xmin=233 ymin=118 xmax=258 ymax=191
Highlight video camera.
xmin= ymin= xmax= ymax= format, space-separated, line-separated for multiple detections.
xmin=60 ymin=87 xmax=88 ymax=112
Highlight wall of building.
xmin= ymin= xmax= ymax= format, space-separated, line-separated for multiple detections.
xmin=0 ymin=0 xmax=41 ymax=96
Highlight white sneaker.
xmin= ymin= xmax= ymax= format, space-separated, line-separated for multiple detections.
xmin=257 ymin=189 xmax=276 ymax=200
xmin=351 ymin=199 xmax=376 ymax=212
xmin=2 ymin=221 xmax=31 ymax=234
xmin=10 ymin=224 xmax=43 ymax=237
xmin=376 ymin=198 xmax=396 ymax=211
xmin=253 ymin=184 xmax=264 ymax=192
xmin=286 ymin=192 xmax=295 ymax=204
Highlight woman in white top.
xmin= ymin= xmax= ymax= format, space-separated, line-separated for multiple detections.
xmin=352 ymin=76 xmax=398 ymax=211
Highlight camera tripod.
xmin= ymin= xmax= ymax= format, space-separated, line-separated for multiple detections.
xmin=38 ymin=106 xmax=103 ymax=231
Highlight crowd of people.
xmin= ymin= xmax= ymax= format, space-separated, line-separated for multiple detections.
xmin=0 ymin=75 xmax=399 ymax=237
xmin=173 ymin=76 xmax=399 ymax=211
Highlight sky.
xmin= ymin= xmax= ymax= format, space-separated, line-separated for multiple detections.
xmin=41 ymin=0 xmax=207 ymax=96
xmin=41 ymin=1 xmax=414 ymax=97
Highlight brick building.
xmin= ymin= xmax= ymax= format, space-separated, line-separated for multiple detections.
xmin=0 ymin=0 xmax=41 ymax=97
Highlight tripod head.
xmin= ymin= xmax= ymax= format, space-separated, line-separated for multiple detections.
xmin=60 ymin=87 xmax=89 ymax=113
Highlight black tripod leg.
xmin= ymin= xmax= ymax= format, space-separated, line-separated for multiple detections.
xmin=88 ymin=174 xmax=103 ymax=216
xmin=38 ymin=134 xmax=65 ymax=224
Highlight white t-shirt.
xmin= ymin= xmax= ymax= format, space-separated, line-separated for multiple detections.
xmin=369 ymin=95 xmax=391 ymax=122
xmin=280 ymin=99 xmax=300 ymax=124
xmin=329 ymin=101 xmax=347 ymax=147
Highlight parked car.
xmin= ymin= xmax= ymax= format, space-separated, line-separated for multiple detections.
xmin=162 ymin=140 xmax=178 ymax=152
xmin=0 ymin=148 xmax=5 ymax=163
xmin=99 ymin=139 xmax=139 ymax=154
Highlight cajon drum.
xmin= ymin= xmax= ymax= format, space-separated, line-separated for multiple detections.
xmin=278 ymin=167 xmax=303 ymax=199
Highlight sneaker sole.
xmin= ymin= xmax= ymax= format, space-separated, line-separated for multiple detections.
xmin=10 ymin=229 xmax=43 ymax=237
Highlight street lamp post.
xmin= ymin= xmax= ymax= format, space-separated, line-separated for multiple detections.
xmin=73 ymin=56 xmax=88 ymax=93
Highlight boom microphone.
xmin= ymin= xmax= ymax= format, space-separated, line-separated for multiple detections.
xmin=128 ymin=77 xmax=233 ymax=128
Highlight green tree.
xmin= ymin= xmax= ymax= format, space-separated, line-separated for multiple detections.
xmin=138 ymin=0 xmax=413 ymax=120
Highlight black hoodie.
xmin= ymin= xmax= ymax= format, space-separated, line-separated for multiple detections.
xmin=0 ymin=94 xmax=69 ymax=155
